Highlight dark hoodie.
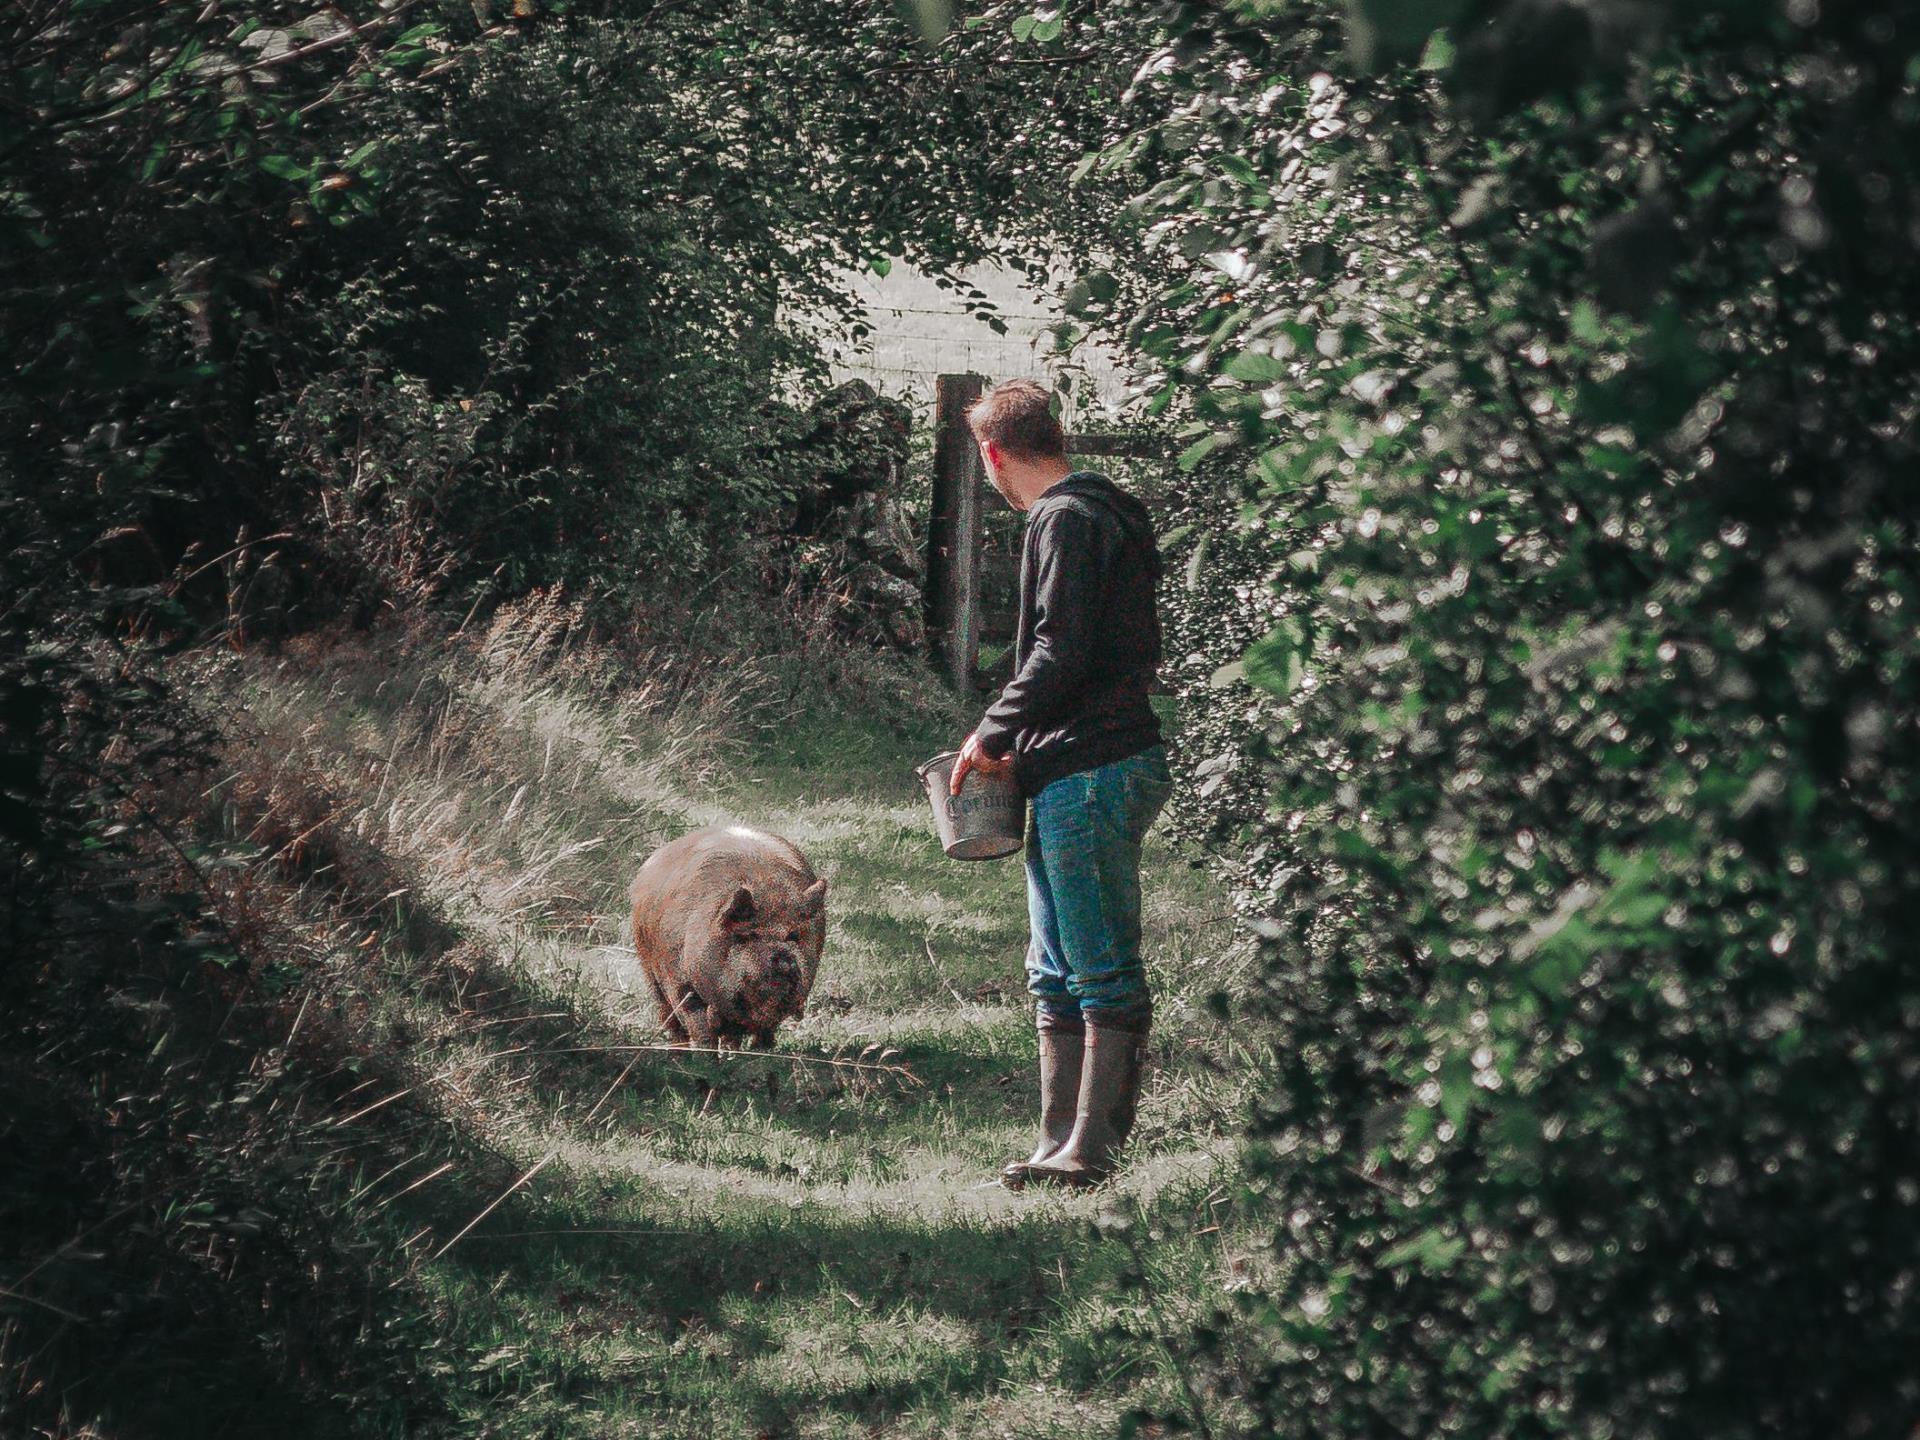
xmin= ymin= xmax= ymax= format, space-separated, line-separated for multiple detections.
xmin=973 ymin=471 xmax=1164 ymax=796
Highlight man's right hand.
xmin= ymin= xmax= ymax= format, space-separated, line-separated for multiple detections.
xmin=950 ymin=731 xmax=1014 ymax=795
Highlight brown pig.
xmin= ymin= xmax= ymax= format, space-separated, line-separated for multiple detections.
xmin=628 ymin=825 xmax=827 ymax=1048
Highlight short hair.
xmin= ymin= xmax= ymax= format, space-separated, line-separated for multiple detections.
xmin=966 ymin=379 xmax=1066 ymax=461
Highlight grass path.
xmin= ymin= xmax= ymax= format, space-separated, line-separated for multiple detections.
xmin=237 ymin=631 xmax=1254 ymax=1438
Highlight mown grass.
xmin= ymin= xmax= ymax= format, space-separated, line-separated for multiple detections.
xmin=210 ymin=604 xmax=1264 ymax=1438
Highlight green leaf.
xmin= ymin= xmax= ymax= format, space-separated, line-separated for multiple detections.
xmin=1570 ymin=300 xmax=1606 ymax=344
xmin=1380 ymin=1229 xmax=1467 ymax=1273
xmin=1347 ymin=0 xmax=1470 ymax=70
xmin=1584 ymin=445 xmax=1637 ymax=476
xmin=896 ymin=0 xmax=955 ymax=48
xmin=869 ymin=256 xmax=892 ymax=278
xmin=1184 ymin=534 xmax=1213 ymax=594
xmin=1225 ymin=351 xmax=1289 ymax=384
xmin=1608 ymin=893 xmax=1668 ymax=927
xmin=1178 ymin=432 xmax=1223 ymax=471
xmin=258 ymin=155 xmax=310 ymax=181
xmin=1218 ymin=154 xmax=1261 ymax=187
xmin=1098 ymin=132 xmax=1141 ymax=173
xmin=1527 ymin=918 xmax=1596 ymax=994
xmin=1439 ymin=1049 xmax=1474 ymax=1130
xmin=1242 ymin=621 xmax=1306 ymax=697
xmin=1419 ymin=28 xmax=1457 ymax=71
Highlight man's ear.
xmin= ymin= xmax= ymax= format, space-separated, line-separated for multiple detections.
xmin=981 ymin=439 xmax=1001 ymax=473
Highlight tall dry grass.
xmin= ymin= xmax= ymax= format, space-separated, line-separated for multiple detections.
xmin=223 ymin=593 xmax=750 ymax=945
xmin=199 ymin=584 xmax=962 ymax=1024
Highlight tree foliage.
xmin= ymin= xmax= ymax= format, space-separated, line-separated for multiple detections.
xmin=0 ymin=5 xmax=1145 ymax=1428
xmin=1054 ymin=0 xmax=1920 ymax=1433
xmin=0 ymin=0 xmax=1146 ymax=890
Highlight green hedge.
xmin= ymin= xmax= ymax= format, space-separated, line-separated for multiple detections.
xmin=1079 ymin=2 xmax=1920 ymax=1434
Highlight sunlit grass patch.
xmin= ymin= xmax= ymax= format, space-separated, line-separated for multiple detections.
xmin=210 ymin=614 xmax=1254 ymax=1438
xmin=739 ymin=1301 xmax=988 ymax=1422
xmin=413 ymin=1147 xmax=1255 ymax=1438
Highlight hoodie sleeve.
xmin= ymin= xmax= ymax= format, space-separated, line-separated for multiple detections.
xmin=974 ymin=507 xmax=1111 ymax=758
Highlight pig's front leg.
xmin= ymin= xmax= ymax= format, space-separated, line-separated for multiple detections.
xmin=670 ymin=986 xmax=718 ymax=1048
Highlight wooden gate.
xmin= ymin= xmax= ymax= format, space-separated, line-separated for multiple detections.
xmin=923 ymin=373 xmax=1172 ymax=691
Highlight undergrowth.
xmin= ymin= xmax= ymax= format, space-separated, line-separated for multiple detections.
xmin=4 ymin=593 xmax=1263 ymax=1439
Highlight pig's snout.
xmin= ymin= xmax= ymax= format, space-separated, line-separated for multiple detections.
xmin=734 ymin=944 xmax=808 ymax=1034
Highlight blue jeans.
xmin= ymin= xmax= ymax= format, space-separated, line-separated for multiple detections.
xmin=1024 ymin=746 xmax=1173 ymax=1021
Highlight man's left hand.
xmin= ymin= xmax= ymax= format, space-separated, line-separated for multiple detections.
xmin=950 ymin=731 xmax=1014 ymax=795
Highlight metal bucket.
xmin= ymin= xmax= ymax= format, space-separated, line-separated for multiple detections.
xmin=915 ymin=751 xmax=1025 ymax=861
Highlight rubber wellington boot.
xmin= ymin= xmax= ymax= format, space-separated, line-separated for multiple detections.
xmin=1001 ymin=1012 xmax=1084 ymax=1191
xmin=1023 ymin=1013 xmax=1150 ymax=1189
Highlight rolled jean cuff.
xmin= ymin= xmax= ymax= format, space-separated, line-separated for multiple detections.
xmin=1026 ymin=963 xmax=1077 ymax=1007
xmin=1065 ymin=962 xmax=1147 ymax=1013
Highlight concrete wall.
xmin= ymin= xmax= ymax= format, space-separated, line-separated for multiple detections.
xmin=814 ymin=260 xmax=1134 ymax=427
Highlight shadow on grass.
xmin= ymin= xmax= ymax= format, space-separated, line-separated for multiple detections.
xmin=723 ymin=1341 xmax=1003 ymax=1437
xmin=0 ymin=943 xmax=510 ymax=1440
xmin=580 ymin=1031 xmax=1037 ymax=1153
xmin=429 ymin=1178 xmax=1125 ymax=1430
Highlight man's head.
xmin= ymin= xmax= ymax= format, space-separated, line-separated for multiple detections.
xmin=967 ymin=379 xmax=1070 ymax=511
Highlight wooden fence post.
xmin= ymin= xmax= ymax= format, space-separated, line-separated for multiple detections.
xmin=926 ymin=373 xmax=985 ymax=691
xmin=925 ymin=391 xmax=1172 ymax=693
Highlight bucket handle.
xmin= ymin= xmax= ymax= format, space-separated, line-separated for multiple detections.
xmin=913 ymin=751 xmax=958 ymax=794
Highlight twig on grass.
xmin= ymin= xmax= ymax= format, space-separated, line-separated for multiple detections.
xmin=380 ymin=1161 xmax=456 ymax=1210
xmin=175 ymin=531 xmax=295 ymax=586
xmin=582 ymin=1051 xmax=645 ymax=1128
xmin=0 ymin=1284 xmax=88 ymax=1325
xmin=462 ymin=1010 xmax=574 ymax=1032
xmin=342 ymin=1149 xmax=432 ymax=1210
xmin=454 ymin=1228 xmax=702 ymax=1241
xmin=536 ymin=1043 xmax=925 ymax=1086
xmin=427 ymin=1152 xmax=556 ymax=1262
xmin=283 ymin=988 xmax=314 ymax=1049
xmin=7 ymin=1201 xmax=149 ymax=1293
xmin=329 ymin=1043 xmax=534 ymax=1127
xmin=923 ymin=936 xmax=967 ymax=1005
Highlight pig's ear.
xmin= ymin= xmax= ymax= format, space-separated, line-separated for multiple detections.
xmin=801 ymin=878 xmax=827 ymax=914
xmin=722 ymin=886 xmax=756 ymax=928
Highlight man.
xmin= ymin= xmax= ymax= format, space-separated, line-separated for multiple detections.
xmin=948 ymin=378 xmax=1171 ymax=1189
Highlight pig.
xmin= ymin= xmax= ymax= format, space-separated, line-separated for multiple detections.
xmin=628 ymin=825 xmax=828 ymax=1049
